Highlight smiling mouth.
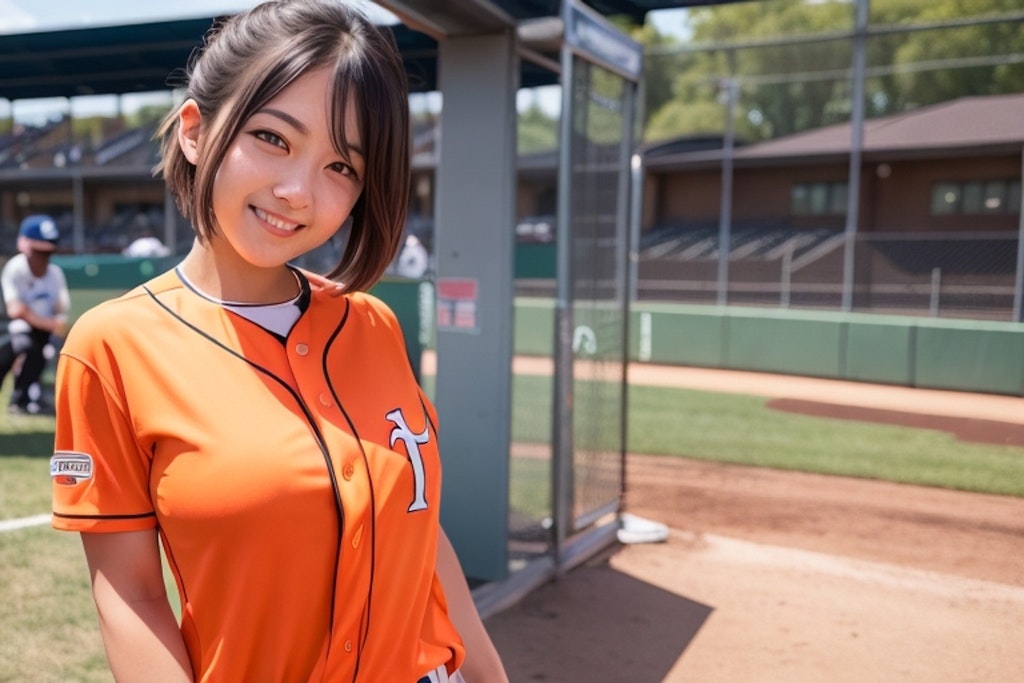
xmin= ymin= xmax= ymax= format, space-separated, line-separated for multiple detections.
xmin=253 ymin=206 xmax=303 ymax=232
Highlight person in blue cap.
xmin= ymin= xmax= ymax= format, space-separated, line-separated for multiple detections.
xmin=0 ymin=214 xmax=70 ymax=414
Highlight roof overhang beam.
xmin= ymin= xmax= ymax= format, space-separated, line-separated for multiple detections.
xmin=377 ymin=0 xmax=516 ymax=39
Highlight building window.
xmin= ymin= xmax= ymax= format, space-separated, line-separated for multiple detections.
xmin=931 ymin=183 xmax=959 ymax=215
xmin=930 ymin=179 xmax=1021 ymax=215
xmin=791 ymin=182 xmax=848 ymax=216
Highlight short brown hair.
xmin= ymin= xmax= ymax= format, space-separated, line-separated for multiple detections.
xmin=155 ymin=0 xmax=410 ymax=292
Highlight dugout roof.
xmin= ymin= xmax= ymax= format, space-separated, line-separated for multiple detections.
xmin=0 ymin=0 xmax=747 ymax=101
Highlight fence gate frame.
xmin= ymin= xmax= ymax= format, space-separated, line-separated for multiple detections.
xmin=552 ymin=0 xmax=644 ymax=570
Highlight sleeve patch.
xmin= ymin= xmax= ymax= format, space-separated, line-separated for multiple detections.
xmin=50 ymin=451 xmax=94 ymax=486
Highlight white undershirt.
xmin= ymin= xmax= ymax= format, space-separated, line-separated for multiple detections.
xmin=176 ymin=267 xmax=304 ymax=338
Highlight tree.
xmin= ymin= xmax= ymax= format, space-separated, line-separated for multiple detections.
xmin=882 ymin=0 xmax=1024 ymax=109
xmin=633 ymin=23 xmax=686 ymax=130
xmin=518 ymin=103 xmax=558 ymax=154
xmin=639 ymin=0 xmax=1024 ymax=143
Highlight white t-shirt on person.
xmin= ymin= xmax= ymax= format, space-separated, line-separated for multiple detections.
xmin=1 ymin=253 xmax=70 ymax=336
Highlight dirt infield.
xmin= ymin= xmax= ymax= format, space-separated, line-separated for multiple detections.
xmin=768 ymin=397 xmax=1024 ymax=448
xmin=485 ymin=366 xmax=1024 ymax=682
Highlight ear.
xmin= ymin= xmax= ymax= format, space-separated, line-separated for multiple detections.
xmin=177 ymin=99 xmax=204 ymax=165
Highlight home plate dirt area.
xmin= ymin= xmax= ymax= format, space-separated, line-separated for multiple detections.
xmin=486 ymin=367 xmax=1024 ymax=683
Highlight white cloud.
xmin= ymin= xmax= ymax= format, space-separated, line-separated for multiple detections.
xmin=648 ymin=8 xmax=691 ymax=41
xmin=0 ymin=0 xmax=37 ymax=33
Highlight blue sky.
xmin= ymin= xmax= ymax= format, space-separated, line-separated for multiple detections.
xmin=0 ymin=0 xmax=687 ymax=38
xmin=0 ymin=0 xmax=401 ymax=33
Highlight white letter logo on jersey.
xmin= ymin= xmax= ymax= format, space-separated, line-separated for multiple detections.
xmin=386 ymin=409 xmax=430 ymax=512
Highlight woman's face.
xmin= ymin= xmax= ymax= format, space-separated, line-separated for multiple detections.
xmin=206 ymin=67 xmax=365 ymax=271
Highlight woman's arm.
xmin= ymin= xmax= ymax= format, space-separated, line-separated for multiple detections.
xmin=81 ymin=530 xmax=194 ymax=683
xmin=435 ymin=529 xmax=509 ymax=683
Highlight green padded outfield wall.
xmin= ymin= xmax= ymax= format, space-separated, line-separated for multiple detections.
xmin=514 ymin=243 xmax=556 ymax=279
xmin=913 ymin=319 xmax=1024 ymax=396
xmin=522 ymin=299 xmax=1024 ymax=397
xmin=55 ymin=254 xmax=181 ymax=290
xmin=723 ymin=308 xmax=845 ymax=378
xmin=628 ymin=304 xmax=725 ymax=368
xmin=626 ymin=303 xmax=1024 ymax=396
xmin=843 ymin=318 xmax=915 ymax=386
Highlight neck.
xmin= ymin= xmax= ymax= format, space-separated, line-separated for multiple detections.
xmin=178 ymin=242 xmax=299 ymax=304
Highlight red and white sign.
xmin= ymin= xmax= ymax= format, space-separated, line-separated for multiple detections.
xmin=436 ymin=277 xmax=479 ymax=333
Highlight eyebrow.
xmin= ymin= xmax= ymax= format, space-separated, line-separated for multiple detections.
xmin=260 ymin=107 xmax=365 ymax=157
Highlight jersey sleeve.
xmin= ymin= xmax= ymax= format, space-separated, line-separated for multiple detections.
xmin=51 ymin=349 xmax=157 ymax=533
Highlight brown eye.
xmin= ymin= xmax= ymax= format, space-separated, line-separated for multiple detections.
xmin=252 ymin=130 xmax=286 ymax=148
xmin=329 ymin=161 xmax=357 ymax=178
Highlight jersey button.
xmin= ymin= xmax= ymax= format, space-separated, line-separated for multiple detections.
xmin=318 ymin=393 xmax=334 ymax=408
xmin=344 ymin=640 xmax=353 ymax=653
xmin=342 ymin=464 xmax=355 ymax=480
xmin=295 ymin=343 xmax=309 ymax=356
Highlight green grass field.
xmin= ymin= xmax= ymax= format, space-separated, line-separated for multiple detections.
xmin=4 ymin=371 xmax=1024 ymax=680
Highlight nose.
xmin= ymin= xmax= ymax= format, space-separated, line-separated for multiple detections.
xmin=272 ymin=164 xmax=314 ymax=209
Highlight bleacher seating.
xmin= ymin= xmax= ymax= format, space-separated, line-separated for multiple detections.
xmin=639 ymin=222 xmax=841 ymax=264
xmin=0 ymin=117 xmax=161 ymax=171
xmin=94 ymin=127 xmax=152 ymax=166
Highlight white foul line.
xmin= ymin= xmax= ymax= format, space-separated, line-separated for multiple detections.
xmin=0 ymin=514 xmax=51 ymax=533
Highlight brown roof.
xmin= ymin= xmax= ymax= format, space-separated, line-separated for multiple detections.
xmin=646 ymin=93 xmax=1024 ymax=170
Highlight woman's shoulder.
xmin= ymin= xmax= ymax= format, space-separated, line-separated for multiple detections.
xmin=346 ymin=289 xmax=395 ymax=313
xmin=301 ymin=271 xmax=400 ymax=327
xmin=65 ymin=270 xmax=181 ymax=347
xmin=343 ymin=289 xmax=403 ymax=332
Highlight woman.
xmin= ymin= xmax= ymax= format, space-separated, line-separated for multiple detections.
xmin=50 ymin=2 xmax=508 ymax=681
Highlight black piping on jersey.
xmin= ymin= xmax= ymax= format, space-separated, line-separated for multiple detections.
xmin=52 ymin=510 xmax=155 ymax=521
xmin=142 ymin=284 xmax=349 ymax=668
xmin=321 ymin=310 xmax=375 ymax=683
xmin=175 ymin=265 xmax=311 ymax=345
xmin=320 ymin=333 xmax=440 ymax=682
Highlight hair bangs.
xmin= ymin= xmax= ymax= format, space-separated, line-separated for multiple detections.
xmin=328 ymin=65 xmax=364 ymax=169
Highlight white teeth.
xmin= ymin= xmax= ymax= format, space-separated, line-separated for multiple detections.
xmin=254 ymin=207 xmax=300 ymax=231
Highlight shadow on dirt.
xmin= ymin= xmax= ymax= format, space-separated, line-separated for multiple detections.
xmin=486 ymin=548 xmax=712 ymax=682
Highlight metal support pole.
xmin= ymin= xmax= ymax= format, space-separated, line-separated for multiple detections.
xmin=552 ymin=43 xmax=576 ymax=567
xmin=72 ymin=173 xmax=85 ymax=253
xmin=434 ymin=30 xmax=517 ymax=582
xmin=843 ymin=0 xmax=868 ymax=313
xmin=841 ymin=0 xmax=869 ymax=311
xmin=717 ymin=77 xmax=736 ymax=306
xmin=1014 ymin=145 xmax=1024 ymax=322
xmin=628 ymin=153 xmax=643 ymax=304
xmin=930 ymin=267 xmax=941 ymax=317
xmin=781 ymin=242 xmax=793 ymax=308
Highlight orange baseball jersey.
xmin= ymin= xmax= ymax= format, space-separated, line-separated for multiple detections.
xmin=51 ymin=268 xmax=465 ymax=682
